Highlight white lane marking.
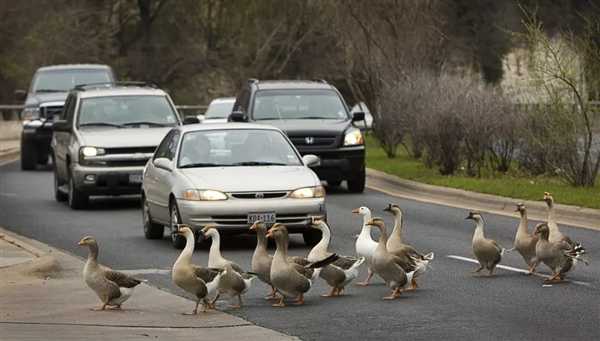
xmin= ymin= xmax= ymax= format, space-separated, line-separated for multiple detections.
xmin=446 ymin=255 xmax=592 ymax=287
xmin=117 ymin=269 xmax=171 ymax=275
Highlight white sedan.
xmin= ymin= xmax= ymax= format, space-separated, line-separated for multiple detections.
xmin=141 ymin=123 xmax=326 ymax=248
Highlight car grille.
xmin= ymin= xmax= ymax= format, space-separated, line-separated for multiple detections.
xmin=84 ymin=146 xmax=156 ymax=167
xmin=40 ymin=105 xmax=64 ymax=119
xmin=105 ymin=160 xmax=149 ymax=167
xmin=230 ymin=191 xmax=288 ymax=199
xmin=289 ymin=135 xmax=338 ymax=147
xmin=104 ymin=146 xmax=157 ymax=154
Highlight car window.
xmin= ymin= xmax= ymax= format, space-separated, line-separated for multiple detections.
xmin=252 ymin=90 xmax=348 ymax=120
xmin=77 ymin=95 xmax=178 ymax=128
xmin=155 ymin=130 xmax=177 ymax=160
xmin=205 ymin=100 xmax=234 ymax=119
xmin=233 ymin=88 xmax=250 ymax=113
xmin=31 ymin=69 xmax=112 ymax=92
xmin=178 ymin=129 xmax=302 ymax=168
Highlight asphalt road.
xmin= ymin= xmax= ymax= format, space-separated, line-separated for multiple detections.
xmin=1 ymin=160 xmax=599 ymax=340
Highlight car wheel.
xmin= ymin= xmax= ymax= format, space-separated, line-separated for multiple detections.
xmin=303 ymin=228 xmax=322 ymax=246
xmin=20 ymin=140 xmax=37 ymax=170
xmin=327 ymin=180 xmax=342 ymax=188
xmin=347 ymin=172 xmax=366 ymax=193
xmin=170 ymin=200 xmax=186 ymax=249
xmin=143 ymin=195 xmax=164 ymax=239
xmin=37 ymin=149 xmax=49 ymax=165
xmin=68 ymin=172 xmax=88 ymax=209
xmin=53 ymin=165 xmax=67 ymax=202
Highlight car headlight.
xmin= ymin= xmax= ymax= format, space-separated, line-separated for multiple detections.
xmin=343 ymin=128 xmax=364 ymax=146
xmin=80 ymin=146 xmax=106 ymax=158
xmin=289 ymin=186 xmax=326 ymax=199
xmin=182 ymin=189 xmax=228 ymax=201
xmin=21 ymin=107 xmax=40 ymax=121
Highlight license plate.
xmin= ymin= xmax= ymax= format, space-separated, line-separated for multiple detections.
xmin=129 ymin=173 xmax=143 ymax=184
xmin=248 ymin=212 xmax=276 ymax=224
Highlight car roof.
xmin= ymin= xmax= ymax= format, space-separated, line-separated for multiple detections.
xmin=78 ymin=87 xmax=168 ymax=99
xmin=37 ymin=64 xmax=112 ymax=72
xmin=177 ymin=123 xmax=282 ymax=134
xmin=254 ymin=80 xmax=334 ymax=91
xmin=210 ymin=97 xmax=235 ymax=103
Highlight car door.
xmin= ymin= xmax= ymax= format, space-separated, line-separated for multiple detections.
xmin=146 ymin=130 xmax=180 ymax=222
xmin=53 ymin=94 xmax=75 ymax=181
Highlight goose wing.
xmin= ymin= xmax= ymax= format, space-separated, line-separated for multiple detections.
xmin=193 ymin=266 xmax=221 ymax=283
xmin=332 ymin=256 xmax=361 ymax=270
xmin=104 ymin=270 xmax=142 ymax=288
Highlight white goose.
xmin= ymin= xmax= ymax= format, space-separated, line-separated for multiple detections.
xmin=352 ymin=206 xmax=378 ymax=286
xmin=201 ymin=225 xmax=244 ymax=273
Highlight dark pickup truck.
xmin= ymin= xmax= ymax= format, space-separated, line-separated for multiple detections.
xmin=229 ymin=79 xmax=366 ymax=192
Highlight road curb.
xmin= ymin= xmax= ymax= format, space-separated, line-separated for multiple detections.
xmin=366 ymin=168 xmax=600 ymax=231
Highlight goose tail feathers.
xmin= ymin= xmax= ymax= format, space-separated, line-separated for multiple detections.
xmin=307 ymin=253 xmax=339 ymax=269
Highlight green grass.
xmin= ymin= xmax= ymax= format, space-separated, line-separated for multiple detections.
xmin=365 ymin=135 xmax=600 ymax=209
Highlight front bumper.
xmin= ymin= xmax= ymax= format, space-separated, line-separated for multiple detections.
xmin=177 ymin=197 xmax=326 ymax=233
xmin=72 ymin=164 xmax=144 ymax=196
xmin=297 ymin=145 xmax=365 ymax=182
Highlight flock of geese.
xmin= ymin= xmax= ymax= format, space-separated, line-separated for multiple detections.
xmin=77 ymin=191 xmax=588 ymax=313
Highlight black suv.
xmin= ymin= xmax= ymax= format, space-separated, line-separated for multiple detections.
xmin=230 ymin=79 xmax=366 ymax=192
xmin=16 ymin=64 xmax=115 ymax=170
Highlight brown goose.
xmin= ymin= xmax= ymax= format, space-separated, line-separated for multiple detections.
xmin=212 ymin=263 xmax=257 ymax=309
xmin=465 ymin=212 xmax=504 ymax=276
xmin=267 ymin=223 xmax=338 ymax=307
xmin=543 ymin=192 xmax=586 ymax=255
xmin=250 ymin=220 xmax=279 ymax=299
xmin=534 ymin=223 xmax=587 ymax=283
xmin=201 ymin=225 xmax=244 ymax=273
xmin=383 ymin=204 xmax=434 ymax=290
xmin=172 ymin=226 xmax=223 ymax=314
xmin=512 ymin=203 xmax=538 ymax=274
xmin=78 ymin=236 xmax=142 ymax=311
xmin=367 ymin=218 xmax=414 ymax=300
xmin=306 ymin=219 xmax=365 ymax=297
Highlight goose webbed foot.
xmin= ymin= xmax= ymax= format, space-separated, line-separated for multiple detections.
xmin=383 ymin=288 xmax=401 ymax=300
xmin=293 ymin=293 xmax=305 ymax=305
xmin=406 ymin=278 xmax=418 ymax=291
xmin=91 ymin=304 xmax=108 ymax=311
xmin=265 ymin=286 xmax=280 ymax=300
xmin=321 ymin=287 xmax=340 ymax=297
xmin=272 ymin=296 xmax=286 ymax=307
xmin=356 ymin=270 xmax=373 ymax=286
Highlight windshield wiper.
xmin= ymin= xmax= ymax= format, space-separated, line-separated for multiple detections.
xmin=298 ymin=116 xmax=335 ymax=120
xmin=35 ymin=89 xmax=64 ymax=93
xmin=179 ymin=162 xmax=224 ymax=168
xmin=232 ymin=161 xmax=287 ymax=166
xmin=79 ymin=122 xmax=124 ymax=128
xmin=122 ymin=121 xmax=171 ymax=127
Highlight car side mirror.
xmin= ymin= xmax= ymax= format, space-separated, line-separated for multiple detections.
xmin=183 ymin=116 xmax=200 ymax=125
xmin=197 ymin=114 xmax=205 ymax=122
xmin=229 ymin=110 xmax=248 ymax=122
xmin=302 ymin=154 xmax=321 ymax=168
xmin=352 ymin=112 xmax=365 ymax=122
xmin=153 ymin=157 xmax=173 ymax=172
xmin=52 ymin=120 xmax=71 ymax=132
xmin=14 ymin=89 xmax=26 ymax=102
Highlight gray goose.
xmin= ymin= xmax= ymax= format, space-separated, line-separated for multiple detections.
xmin=383 ymin=204 xmax=434 ymax=290
xmin=512 ymin=203 xmax=539 ymax=274
xmin=466 ymin=212 xmax=504 ymax=276
xmin=212 ymin=263 xmax=257 ymax=309
xmin=306 ymin=219 xmax=365 ymax=297
xmin=367 ymin=218 xmax=414 ymax=300
xmin=250 ymin=220 xmax=279 ymax=299
xmin=78 ymin=236 xmax=142 ymax=310
xmin=267 ymin=223 xmax=338 ymax=307
xmin=172 ymin=226 xmax=223 ymax=314
xmin=534 ymin=223 xmax=587 ymax=283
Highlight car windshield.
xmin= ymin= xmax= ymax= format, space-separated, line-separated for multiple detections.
xmin=252 ymin=90 xmax=348 ymax=120
xmin=205 ymin=99 xmax=234 ymax=119
xmin=78 ymin=95 xmax=178 ymax=128
xmin=178 ymin=129 xmax=302 ymax=168
xmin=32 ymin=69 xmax=112 ymax=92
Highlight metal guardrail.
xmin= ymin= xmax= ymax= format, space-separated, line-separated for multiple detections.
xmin=0 ymin=104 xmax=207 ymax=120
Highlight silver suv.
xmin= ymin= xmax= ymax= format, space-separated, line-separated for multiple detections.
xmin=51 ymin=83 xmax=184 ymax=209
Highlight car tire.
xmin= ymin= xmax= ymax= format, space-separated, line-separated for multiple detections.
xmin=347 ymin=172 xmax=366 ymax=193
xmin=303 ymin=228 xmax=322 ymax=246
xmin=53 ymin=165 xmax=67 ymax=202
xmin=143 ymin=195 xmax=164 ymax=239
xmin=170 ymin=200 xmax=186 ymax=249
xmin=37 ymin=149 xmax=49 ymax=165
xmin=68 ymin=172 xmax=88 ymax=209
xmin=327 ymin=180 xmax=342 ymax=188
xmin=20 ymin=140 xmax=37 ymax=170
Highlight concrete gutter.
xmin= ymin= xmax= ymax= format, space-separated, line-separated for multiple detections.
xmin=366 ymin=168 xmax=600 ymax=231
xmin=0 ymin=139 xmax=19 ymax=164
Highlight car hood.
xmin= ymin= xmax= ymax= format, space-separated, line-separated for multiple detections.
xmin=180 ymin=166 xmax=318 ymax=192
xmin=255 ymin=119 xmax=350 ymax=136
xmin=78 ymin=127 xmax=172 ymax=148
xmin=25 ymin=92 xmax=68 ymax=107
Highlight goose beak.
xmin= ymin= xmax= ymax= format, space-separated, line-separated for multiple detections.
xmin=266 ymin=229 xmax=273 ymax=239
xmin=465 ymin=215 xmax=472 ymax=220
xmin=77 ymin=239 xmax=86 ymax=246
xmin=383 ymin=205 xmax=392 ymax=212
xmin=351 ymin=208 xmax=359 ymax=214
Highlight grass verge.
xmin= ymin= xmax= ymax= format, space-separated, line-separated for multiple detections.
xmin=365 ymin=135 xmax=600 ymax=209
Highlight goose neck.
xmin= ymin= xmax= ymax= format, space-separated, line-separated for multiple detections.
xmin=175 ymin=233 xmax=194 ymax=266
xmin=273 ymin=234 xmax=288 ymax=260
xmin=87 ymin=243 xmax=99 ymax=262
xmin=390 ymin=212 xmax=403 ymax=241
xmin=517 ymin=211 xmax=529 ymax=235
xmin=473 ymin=220 xmax=485 ymax=241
